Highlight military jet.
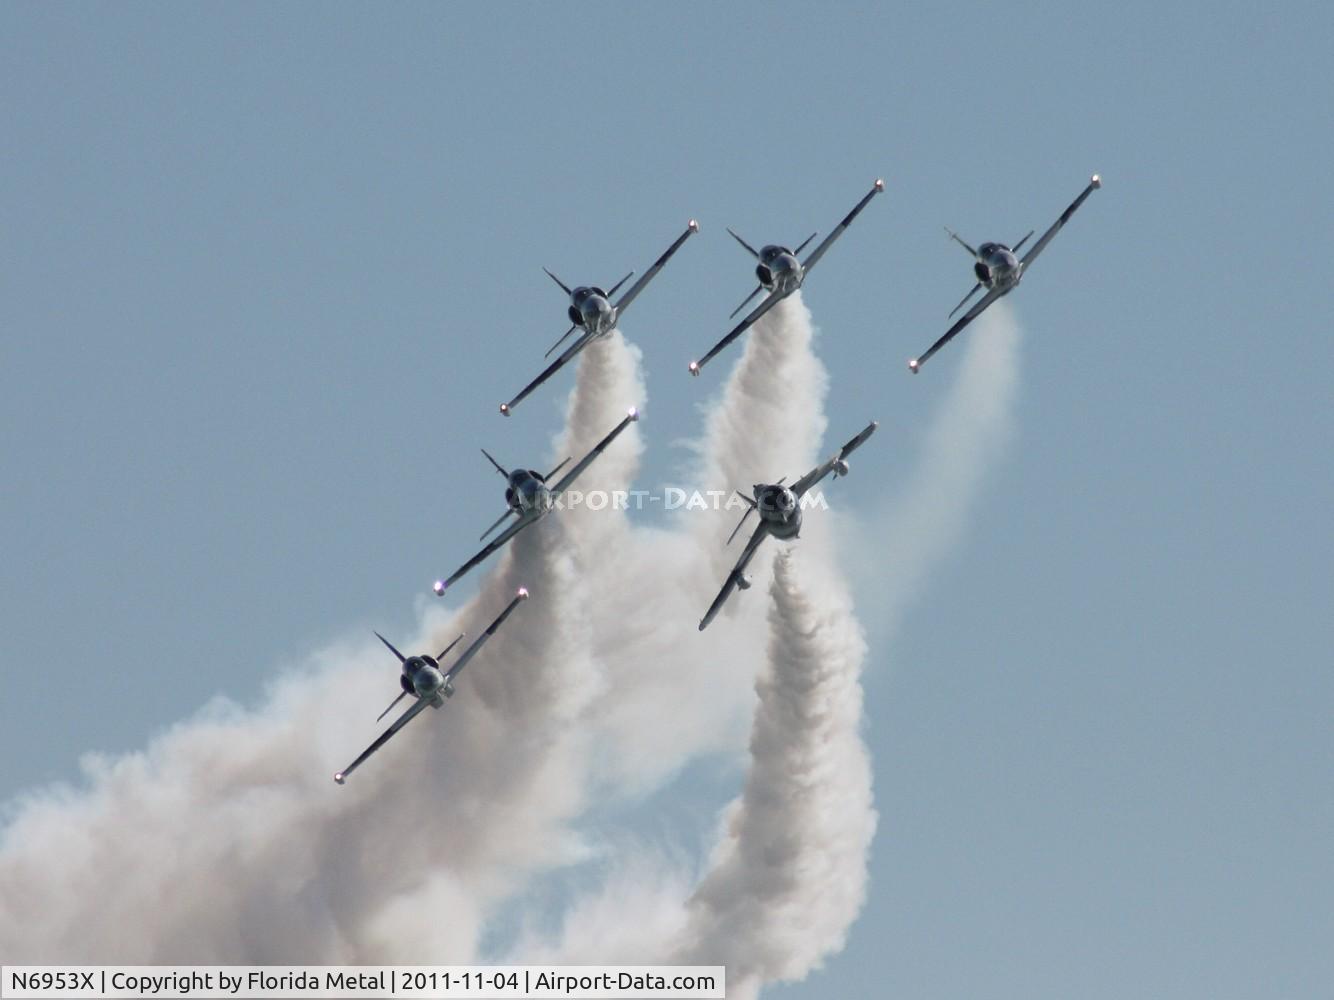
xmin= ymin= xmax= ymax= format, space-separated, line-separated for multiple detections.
xmin=908 ymin=174 xmax=1102 ymax=373
xmin=433 ymin=408 xmax=639 ymax=594
xmin=334 ymin=587 xmax=528 ymax=784
xmin=687 ymin=179 xmax=884 ymax=378
xmin=699 ymin=420 xmax=878 ymax=631
xmin=500 ymin=221 xmax=699 ymax=416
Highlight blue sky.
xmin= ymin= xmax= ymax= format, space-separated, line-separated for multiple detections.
xmin=3 ymin=2 xmax=1331 ymax=996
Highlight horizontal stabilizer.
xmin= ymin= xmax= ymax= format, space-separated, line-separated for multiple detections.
xmin=437 ymin=633 xmax=465 ymax=661
xmin=374 ymin=631 xmax=407 ymax=663
xmin=543 ymin=267 xmax=571 ymax=295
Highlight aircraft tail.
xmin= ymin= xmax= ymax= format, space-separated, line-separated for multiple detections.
xmin=945 ymin=227 xmax=979 ymax=258
xmin=792 ymin=231 xmax=818 ymax=256
xmin=543 ymin=267 xmax=572 ymax=296
xmin=376 ymin=690 xmax=410 ymax=724
xmin=726 ymin=492 xmax=759 ymax=546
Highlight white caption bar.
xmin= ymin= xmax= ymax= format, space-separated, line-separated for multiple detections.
xmin=1 ymin=966 xmax=725 ymax=999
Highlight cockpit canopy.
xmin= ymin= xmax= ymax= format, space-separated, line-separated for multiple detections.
xmin=510 ymin=474 xmax=544 ymax=506
xmin=572 ymin=286 xmax=606 ymax=306
xmin=760 ymin=245 xmax=792 ymax=263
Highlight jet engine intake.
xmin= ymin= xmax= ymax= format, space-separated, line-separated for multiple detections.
xmin=567 ymin=305 xmax=584 ymax=327
xmin=834 ymin=459 xmax=850 ymax=477
xmin=974 ymin=261 xmax=991 ymax=284
xmin=736 ymin=573 xmax=752 ymax=590
xmin=399 ymin=674 xmax=414 ymax=694
xmin=756 ymin=263 xmax=773 ymax=287
xmin=443 ymin=679 xmax=456 ymax=698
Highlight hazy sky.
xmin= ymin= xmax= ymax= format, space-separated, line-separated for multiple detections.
xmin=3 ymin=3 xmax=1331 ymax=996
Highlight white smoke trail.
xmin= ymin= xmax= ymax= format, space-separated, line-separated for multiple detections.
xmin=550 ymin=329 xmax=646 ymax=551
xmin=519 ymin=306 xmax=1023 ymax=997
xmin=855 ymin=302 xmax=1022 ymax=637
xmin=0 ymin=522 xmax=596 ymax=963
xmin=580 ymin=293 xmax=833 ymax=793
xmin=674 ymin=549 xmax=873 ymax=1000
xmin=0 ymin=294 xmax=829 ymax=961
xmin=691 ymin=294 xmax=829 ymax=564
xmin=0 ymin=287 xmax=911 ymax=986
xmin=504 ymin=547 xmax=874 ymax=998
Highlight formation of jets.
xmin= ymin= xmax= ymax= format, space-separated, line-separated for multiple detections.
xmin=335 ymin=172 xmax=1102 ymax=784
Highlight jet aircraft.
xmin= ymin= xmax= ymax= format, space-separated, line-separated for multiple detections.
xmin=688 ymin=179 xmax=884 ymax=377
xmin=500 ymin=221 xmax=699 ymax=415
xmin=334 ymin=586 xmax=528 ymax=784
xmin=433 ymin=408 xmax=640 ymax=594
xmin=698 ymin=420 xmax=878 ymax=631
xmin=908 ymin=174 xmax=1102 ymax=373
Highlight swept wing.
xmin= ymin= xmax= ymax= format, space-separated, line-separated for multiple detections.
xmin=790 ymin=420 xmax=879 ymax=497
xmin=799 ymin=178 xmax=885 ymax=274
xmin=908 ymin=285 xmax=1004 ymax=373
xmin=550 ymin=408 xmax=640 ymax=496
xmin=434 ymin=511 xmax=536 ymax=594
xmin=698 ymin=520 xmax=770 ymax=631
xmin=1020 ymin=175 xmax=1102 ymax=272
xmin=613 ymin=220 xmax=699 ymax=315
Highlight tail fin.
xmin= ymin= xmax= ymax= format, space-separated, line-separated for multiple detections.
xmin=376 ymin=690 xmax=410 ymax=723
xmin=545 ymin=456 xmax=571 ymax=482
xmin=543 ymin=268 xmax=572 ymax=296
xmin=948 ymin=282 xmax=983 ymax=318
xmin=605 ymin=271 xmax=634 ymax=299
xmin=730 ymin=284 xmax=765 ymax=318
xmin=945 ymin=227 xmax=979 ymax=258
xmin=436 ymin=633 xmax=465 ymax=661
xmin=374 ymin=631 xmax=407 ymax=663
xmin=726 ymin=492 xmax=759 ymax=546
xmin=727 ymin=228 xmax=761 ymax=259
xmin=545 ymin=324 xmax=578 ymax=358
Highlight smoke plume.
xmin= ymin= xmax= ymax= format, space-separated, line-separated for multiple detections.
xmin=675 ymin=549 xmax=874 ymax=999
xmin=0 ymin=294 xmax=1018 ymax=998
xmin=860 ymin=302 xmax=1022 ymax=636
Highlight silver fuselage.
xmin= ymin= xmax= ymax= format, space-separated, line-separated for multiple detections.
xmin=756 ymin=246 xmax=804 ymax=298
xmin=755 ymin=483 xmax=802 ymax=540
xmin=569 ymin=286 xmax=618 ymax=338
xmin=505 ymin=470 xmax=554 ymax=516
xmin=403 ymin=655 xmax=445 ymax=699
xmin=975 ymin=243 xmax=1022 ymax=292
